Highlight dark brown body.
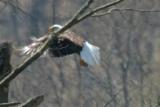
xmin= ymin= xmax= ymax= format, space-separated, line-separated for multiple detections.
xmin=48 ymin=30 xmax=85 ymax=57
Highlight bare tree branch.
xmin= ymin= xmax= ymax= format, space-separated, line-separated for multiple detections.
xmin=104 ymin=88 xmax=122 ymax=107
xmin=0 ymin=0 xmax=124 ymax=87
xmin=92 ymin=8 xmax=160 ymax=17
xmin=77 ymin=0 xmax=124 ymax=22
xmin=0 ymin=102 xmax=20 ymax=107
xmin=18 ymin=95 xmax=44 ymax=107
xmin=0 ymin=0 xmax=35 ymax=20
xmin=56 ymin=0 xmax=94 ymax=34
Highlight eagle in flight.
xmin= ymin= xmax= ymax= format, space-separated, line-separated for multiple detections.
xmin=21 ymin=24 xmax=100 ymax=66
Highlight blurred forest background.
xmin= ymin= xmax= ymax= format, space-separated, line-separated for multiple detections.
xmin=0 ymin=0 xmax=160 ymax=107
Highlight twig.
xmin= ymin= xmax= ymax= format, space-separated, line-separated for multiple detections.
xmin=92 ymin=8 xmax=118 ymax=17
xmin=93 ymin=0 xmax=124 ymax=12
xmin=103 ymin=88 xmax=122 ymax=107
xmin=0 ymin=0 xmax=124 ymax=87
xmin=0 ymin=102 xmax=20 ymax=107
xmin=56 ymin=0 xmax=94 ymax=34
xmin=114 ymin=8 xmax=160 ymax=13
xmin=76 ymin=0 xmax=124 ymax=23
xmin=0 ymin=0 xmax=35 ymax=20
xmin=92 ymin=8 xmax=160 ymax=17
xmin=18 ymin=95 xmax=44 ymax=107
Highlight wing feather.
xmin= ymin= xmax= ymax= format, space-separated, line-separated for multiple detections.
xmin=48 ymin=30 xmax=84 ymax=57
xmin=59 ymin=30 xmax=84 ymax=46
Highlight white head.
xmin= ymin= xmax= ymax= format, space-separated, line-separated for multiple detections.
xmin=49 ymin=24 xmax=62 ymax=32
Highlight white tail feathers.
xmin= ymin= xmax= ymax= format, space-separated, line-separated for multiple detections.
xmin=80 ymin=41 xmax=100 ymax=66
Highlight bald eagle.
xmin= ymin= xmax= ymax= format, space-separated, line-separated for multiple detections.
xmin=21 ymin=24 xmax=100 ymax=66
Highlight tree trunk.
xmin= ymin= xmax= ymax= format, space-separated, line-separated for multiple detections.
xmin=0 ymin=42 xmax=12 ymax=103
xmin=0 ymin=84 xmax=9 ymax=103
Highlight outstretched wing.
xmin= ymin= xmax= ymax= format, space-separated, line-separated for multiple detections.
xmin=20 ymin=30 xmax=85 ymax=57
xmin=48 ymin=30 xmax=85 ymax=57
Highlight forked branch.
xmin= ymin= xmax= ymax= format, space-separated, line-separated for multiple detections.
xmin=18 ymin=95 xmax=44 ymax=107
xmin=92 ymin=8 xmax=160 ymax=17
